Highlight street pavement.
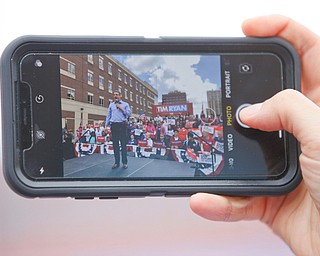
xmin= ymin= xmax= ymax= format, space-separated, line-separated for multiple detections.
xmin=64 ymin=154 xmax=196 ymax=178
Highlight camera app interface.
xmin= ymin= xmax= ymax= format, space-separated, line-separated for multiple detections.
xmin=20 ymin=52 xmax=285 ymax=180
xmin=60 ymin=54 xmax=223 ymax=178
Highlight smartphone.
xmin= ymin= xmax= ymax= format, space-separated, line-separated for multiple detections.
xmin=1 ymin=36 xmax=301 ymax=198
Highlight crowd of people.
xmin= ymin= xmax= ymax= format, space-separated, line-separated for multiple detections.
xmin=63 ymin=113 xmax=224 ymax=156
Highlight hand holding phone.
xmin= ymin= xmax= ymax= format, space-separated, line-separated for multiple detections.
xmin=190 ymin=15 xmax=320 ymax=256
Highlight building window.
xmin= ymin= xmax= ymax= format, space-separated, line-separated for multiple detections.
xmin=143 ymin=87 xmax=145 ymax=95
xmin=108 ymin=80 xmax=113 ymax=93
xmin=87 ymin=70 xmax=94 ymax=86
xmin=140 ymin=96 xmax=142 ymax=105
xmin=99 ymin=96 xmax=104 ymax=107
xmin=136 ymin=107 xmax=139 ymax=114
xmin=118 ymin=85 xmax=122 ymax=94
xmin=135 ymin=81 xmax=139 ymax=91
xmin=88 ymin=93 xmax=93 ymax=104
xmin=129 ymin=77 xmax=133 ymax=87
xmin=124 ymin=73 xmax=128 ymax=84
xmin=124 ymin=89 xmax=128 ymax=99
xmin=130 ymin=91 xmax=133 ymax=101
xmin=67 ymin=62 xmax=75 ymax=75
xmin=108 ymin=62 xmax=112 ymax=75
xmin=118 ymin=69 xmax=122 ymax=81
xmin=147 ymin=91 xmax=155 ymax=100
xmin=99 ymin=56 xmax=104 ymax=70
xmin=99 ymin=76 xmax=104 ymax=90
xmin=88 ymin=54 xmax=93 ymax=64
xmin=136 ymin=95 xmax=139 ymax=104
xmin=108 ymin=99 xmax=113 ymax=106
xmin=140 ymin=84 xmax=142 ymax=93
xmin=67 ymin=88 xmax=75 ymax=100
xmin=60 ymin=57 xmax=76 ymax=79
xmin=147 ymin=101 xmax=152 ymax=109
xmin=143 ymin=98 xmax=146 ymax=107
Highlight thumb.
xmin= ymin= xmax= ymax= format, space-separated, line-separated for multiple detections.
xmin=240 ymin=89 xmax=320 ymax=209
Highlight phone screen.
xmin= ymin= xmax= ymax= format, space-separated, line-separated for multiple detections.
xmin=18 ymin=52 xmax=285 ymax=180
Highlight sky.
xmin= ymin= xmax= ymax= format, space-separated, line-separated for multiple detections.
xmin=112 ymin=54 xmax=221 ymax=114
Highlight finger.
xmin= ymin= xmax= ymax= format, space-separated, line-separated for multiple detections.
xmin=242 ymin=15 xmax=320 ymax=103
xmin=189 ymin=193 xmax=264 ymax=222
xmin=242 ymin=15 xmax=318 ymax=56
xmin=240 ymin=89 xmax=320 ymax=159
xmin=240 ymin=89 xmax=320 ymax=210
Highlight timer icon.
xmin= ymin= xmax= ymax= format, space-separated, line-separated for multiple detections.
xmin=35 ymin=95 xmax=44 ymax=104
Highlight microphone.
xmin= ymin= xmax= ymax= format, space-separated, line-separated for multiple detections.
xmin=115 ymin=99 xmax=119 ymax=109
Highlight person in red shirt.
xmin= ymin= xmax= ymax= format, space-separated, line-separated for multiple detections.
xmin=170 ymin=129 xmax=182 ymax=148
xmin=145 ymin=121 xmax=156 ymax=139
xmin=178 ymin=126 xmax=188 ymax=141
xmin=200 ymin=130 xmax=214 ymax=155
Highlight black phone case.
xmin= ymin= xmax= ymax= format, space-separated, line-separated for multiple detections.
xmin=1 ymin=36 xmax=301 ymax=198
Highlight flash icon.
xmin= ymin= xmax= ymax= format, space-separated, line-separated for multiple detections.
xmin=36 ymin=130 xmax=46 ymax=140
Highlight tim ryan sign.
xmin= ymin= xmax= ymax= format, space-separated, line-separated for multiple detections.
xmin=152 ymin=103 xmax=193 ymax=116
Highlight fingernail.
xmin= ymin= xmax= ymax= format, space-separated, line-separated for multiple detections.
xmin=240 ymin=103 xmax=262 ymax=118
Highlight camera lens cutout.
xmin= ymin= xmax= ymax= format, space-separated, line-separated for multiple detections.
xmin=239 ymin=63 xmax=252 ymax=73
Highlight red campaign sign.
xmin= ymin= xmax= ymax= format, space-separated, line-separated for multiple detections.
xmin=97 ymin=136 xmax=105 ymax=143
xmin=138 ymin=140 xmax=148 ymax=147
xmin=186 ymin=148 xmax=197 ymax=160
xmin=152 ymin=103 xmax=193 ymax=116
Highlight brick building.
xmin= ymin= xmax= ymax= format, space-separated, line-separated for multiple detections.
xmin=162 ymin=90 xmax=187 ymax=104
xmin=60 ymin=54 xmax=158 ymax=131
